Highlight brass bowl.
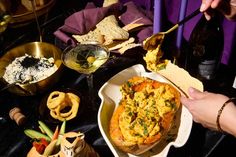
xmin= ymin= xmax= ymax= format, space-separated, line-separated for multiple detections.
xmin=0 ymin=42 xmax=63 ymax=96
xmin=9 ymin=0 xmax=55 ymax=27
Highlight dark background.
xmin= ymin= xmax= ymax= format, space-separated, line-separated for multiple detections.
xmin=0 ymin=0 xmax=236 ymax=157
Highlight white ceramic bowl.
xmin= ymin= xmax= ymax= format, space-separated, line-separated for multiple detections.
xmin=98 ymin=64 xmax=193 ymax=157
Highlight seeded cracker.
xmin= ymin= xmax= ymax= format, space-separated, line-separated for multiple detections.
xmin=96 ymin=15 xmax=129 ymax=45
xmin=158 ymin=61 xmax=204 ymax=96
xmin=72 ymin=28 xmax=104 ymax=44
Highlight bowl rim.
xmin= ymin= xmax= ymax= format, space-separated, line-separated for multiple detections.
xmin=97 ymin=64 xmax=193 ymax=157
xmin=0 ymin=41 xmax=63 ymax=96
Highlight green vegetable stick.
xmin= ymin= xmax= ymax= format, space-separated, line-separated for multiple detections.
xmin=59 ymin=120 xmax=66 ymax=135
xmin=56 ymin=120 xmax=66 ymax=146
xmin=24 ymin=129 xmax=51 ymax=141
xmin=38 ymin=121 xmax=53 ymax=139
xmin=39 ymin=126 xmax=45 ymax=134
xmin=43 ymin=139 xmax=57 ymax=156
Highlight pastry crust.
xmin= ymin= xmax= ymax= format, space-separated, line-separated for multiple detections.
xmin=109 ymin=76 xmax=181 ymax=154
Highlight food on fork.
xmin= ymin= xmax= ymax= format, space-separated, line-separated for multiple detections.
xmin=143 ymin=35 xmax=169 ymax=72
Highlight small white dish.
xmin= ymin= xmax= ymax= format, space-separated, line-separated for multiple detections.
xmin=98 ymin=64 xmax=192 ymax=157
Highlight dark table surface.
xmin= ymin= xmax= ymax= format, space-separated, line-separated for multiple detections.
xmin=1 ymin=1 xmax=236 ymax=157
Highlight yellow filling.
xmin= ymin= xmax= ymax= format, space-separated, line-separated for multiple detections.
xmin=119 ymin=77 xmax=176 ymax=144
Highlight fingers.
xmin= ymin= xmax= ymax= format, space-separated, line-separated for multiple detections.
xmin=181 ymin=96 xmax=198 ymax=123
xmin=200 ymin=0 xmax=214 ymax=12
xmin=201 ymin=0 xmax=214 ymax=20
xmin=201 ymin=0 xmax=221 ymax=20
xmin=188 ymin=87 xmax=206 ymax=99
xmin=200 ymin=0 xmax=220 ymax=11
xmin=231 ymin=0 xmax=236 ymax=6
xmin=211 ymin=0 xmax=221 ymax=8
xmin=180 ymin=96 xmax=192 ymax=109
xmin=180 ymin=87 xmax=206 ymax=110
xmin=204 ymin=12 xmax=212 ymax=20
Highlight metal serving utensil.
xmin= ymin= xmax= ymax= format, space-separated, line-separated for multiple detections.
xmin=143 ymin=8 xmax=200 ymax=50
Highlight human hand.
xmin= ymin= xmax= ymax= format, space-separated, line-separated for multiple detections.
xmin=200 ymin=0 xmax=222 ymax=20
xmin=200 ymin=0 xmax=236 ymax=20
xmin=180 ymin=87 xmax=229 ymax=130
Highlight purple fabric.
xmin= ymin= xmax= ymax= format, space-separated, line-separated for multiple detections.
xmin=54 ymin=1 xmax=154 ymax=45
xmin=164 ymin=0 xmax=202 ymax=40
xmin=119 ymin=1 xmax=153 ymax=25
xmin=221 ymin=20 xmax=236 ymax=65
xmin=84 ymin=2 xmax=97 ymax=9
xmin=137 ymin=26 xmax=153 ymax=42
xmin=60 ymin=2 xmax=123 ymax=34
xmin=54 ymin=30 xmax=76 ymax=45
xmin=119 ymin=1 xmax=153 ymax=42
xmin=53 ymin=2 xmax=124 ymax=45
xmin=93 ymin=0 xmax=153 ymax=10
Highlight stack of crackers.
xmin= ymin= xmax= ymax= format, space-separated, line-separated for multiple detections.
xmin=72 ymin=0 xmax=143 ymax=54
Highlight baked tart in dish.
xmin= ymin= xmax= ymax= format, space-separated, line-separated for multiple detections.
xmin=109 ymin=76 xmax=181 ymax=155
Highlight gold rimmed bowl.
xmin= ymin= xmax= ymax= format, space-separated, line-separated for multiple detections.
xmin=0 ymin=41 xmax=63 ymax=96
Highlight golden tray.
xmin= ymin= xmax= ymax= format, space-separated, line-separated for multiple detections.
xmin=9 ymin=0 xmax=55 ymax=27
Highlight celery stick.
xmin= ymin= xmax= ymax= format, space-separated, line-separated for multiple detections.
xmin=59 ymin=120 xmax=66 ymax=135
xmin=38 ymin=121 xmax=53 ymax=139
xmin=24 ymin=129 xmax=51 ymax=141
xmin=56 ymin=121 xmax=66 ymax=146
xmin=43 ymin=139 xmax=57 ymax=156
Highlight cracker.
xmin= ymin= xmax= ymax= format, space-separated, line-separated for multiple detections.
xmin=96 ymin=15 xmax=129 ymax=45
xmin=108 ymin=37 xmax=135 ymax=51
xmin=72 ymin=28 xmax=104 ymax=44
xmin=158 ymin=62 xmax=204 ymax=97
xmin=103 ymin=0 xmax=119 ymax=7
xmin=118 ymin=43 xmax=141 ymax=54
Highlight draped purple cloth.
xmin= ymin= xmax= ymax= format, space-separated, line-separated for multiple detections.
xmin=119 ymin=1 xmax=153 ymax=42
xmin=54 ymin=2 xmax=124 ymax=45
xmin=54 ymin=1 xmax=153 ymax=45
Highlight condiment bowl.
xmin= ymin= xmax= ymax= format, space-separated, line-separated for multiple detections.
xmin=0 ymin=42 xmax=63 ymax=96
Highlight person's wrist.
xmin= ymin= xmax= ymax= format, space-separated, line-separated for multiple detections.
xmin=218 ymin=98 xmax=236 ymax=135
